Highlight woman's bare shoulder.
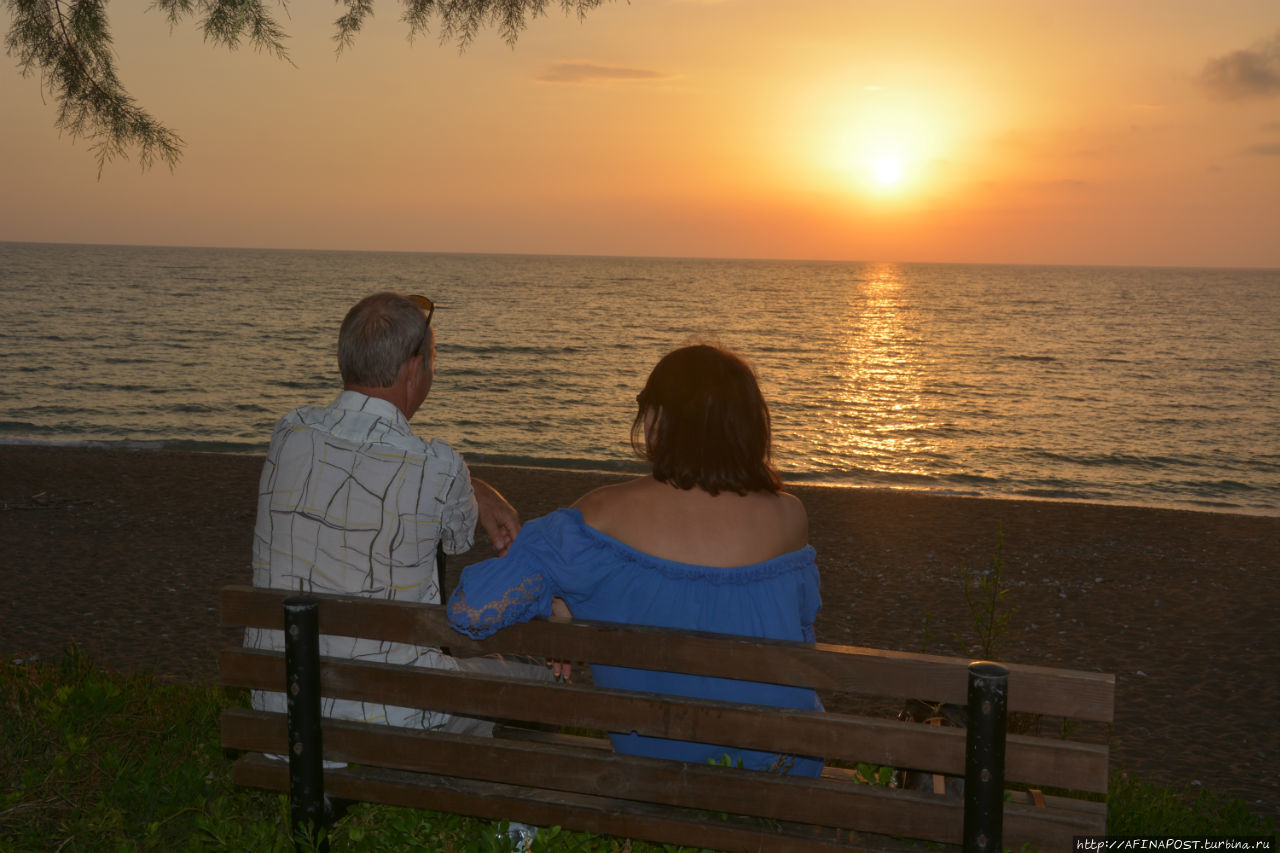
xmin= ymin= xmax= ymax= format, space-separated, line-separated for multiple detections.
xmin=775 ymin=490 xmax=810 ymax=548
xmin=571 ymin=476 xmax=653 ymax=523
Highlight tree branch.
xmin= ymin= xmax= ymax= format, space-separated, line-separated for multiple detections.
xmin=4 ymin=0 xmax=614 ymax=172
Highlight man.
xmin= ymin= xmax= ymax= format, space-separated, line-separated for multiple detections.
xmin=245 ymin=291 xmax=538 ymax=735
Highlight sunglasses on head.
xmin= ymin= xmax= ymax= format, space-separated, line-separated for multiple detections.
xmin=409 ymin=294 xmax=435 ymax=326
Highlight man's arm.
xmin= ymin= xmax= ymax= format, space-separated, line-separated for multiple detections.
xmin=472 ymin=478 xmax=520 ymax=556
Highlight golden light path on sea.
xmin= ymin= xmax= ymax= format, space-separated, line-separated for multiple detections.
xmin=811 ymin=263 xmax=944 ymax=482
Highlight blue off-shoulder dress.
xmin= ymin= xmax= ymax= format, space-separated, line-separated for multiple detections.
xmin=447 ymin=508 xmax=824 ymax=776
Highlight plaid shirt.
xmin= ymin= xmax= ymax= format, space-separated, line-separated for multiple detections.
xmin=245 ymin=390 xmax=477 ymax=730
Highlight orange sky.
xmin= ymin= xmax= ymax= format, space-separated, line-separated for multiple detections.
xmin=2 ymin=1 xmax=1278 ymax=267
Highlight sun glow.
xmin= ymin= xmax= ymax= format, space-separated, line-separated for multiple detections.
xmin=814 ymin=86 xmax=955 ymax=198
xmin=871 ymin=155 xmax=904 ymax=187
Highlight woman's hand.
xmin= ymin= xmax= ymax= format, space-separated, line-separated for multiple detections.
xmin=549 ymin=597 xmax=574 ymax=681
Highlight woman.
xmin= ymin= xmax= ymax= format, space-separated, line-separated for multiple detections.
xmin=447 ymin=344 xmax=822 ymax=775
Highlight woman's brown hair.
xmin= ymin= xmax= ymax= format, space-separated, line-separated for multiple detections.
xmin=631 ymin=344 xmax=782 ymax=496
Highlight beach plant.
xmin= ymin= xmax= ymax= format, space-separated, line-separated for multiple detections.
xmin=919 ymin=611 xmax=936 ymax=654
xmin=955 ymin=526 xmax=1020 ymax=662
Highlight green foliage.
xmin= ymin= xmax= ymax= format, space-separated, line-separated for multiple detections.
xmin=153 ymin=0 xmax=292 ymax=60
xmin=854 ymin=762 xmax=893 ymax=787
xmin=3 ymin=0 xmax=184 ymax=175
xmin=919 ymin=610 xmax=936 ymax=653
xmin=0 ymin=647 xmax=720 ymax=851
xmin=705 ymin=752 xmax=744 ymax=770
xmin=2 ymin=0 xmax=612 ymax=172
xmin=1106 ymin=771 xmax=1276 ymax=836
xmin=956 ymin=525 xmax=1020 ymax=661
xmin=0 ymin=645 xmax=289 ymax=850
xmin=2 ymin=648 xmax=1271 ymax=852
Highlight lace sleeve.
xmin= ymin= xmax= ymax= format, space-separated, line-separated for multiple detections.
xmin=446 ymin=514 xmax=568 ymax=639
xmin=448 ymin=573 xmax=549 ymax=639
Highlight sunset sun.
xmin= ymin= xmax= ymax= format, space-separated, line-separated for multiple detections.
xmin=870 ymin=154 xmax=905 ymax=187
xmin=808 ymin=84 xmax=962 ymax=200
xmin=826 ymin=130 xmax=921 ymax=195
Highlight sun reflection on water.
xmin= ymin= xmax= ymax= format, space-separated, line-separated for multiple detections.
xmin=825 ymin=262 xmax=943 ymax=480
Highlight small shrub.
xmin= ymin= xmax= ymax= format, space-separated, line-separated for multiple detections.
xmin=956 ymin=526 xmax=1020 ymax=661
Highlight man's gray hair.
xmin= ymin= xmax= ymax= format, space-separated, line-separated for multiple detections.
xmin=338 ymin=292 xmax=431 ymax=387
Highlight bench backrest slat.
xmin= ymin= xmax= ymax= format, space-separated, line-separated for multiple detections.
xmin=221 ymin=585 xmax=1115 ymax=722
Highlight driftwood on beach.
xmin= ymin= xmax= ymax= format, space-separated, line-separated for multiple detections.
xmin=0 ymin=445 xmax=1276 ymax=816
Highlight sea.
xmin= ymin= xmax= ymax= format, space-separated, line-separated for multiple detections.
xmin=2 ymin=242 xmax=1277 ymax=516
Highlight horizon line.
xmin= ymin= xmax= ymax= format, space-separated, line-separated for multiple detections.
xmin=2 ymin=239 xmax=1278 ymax=274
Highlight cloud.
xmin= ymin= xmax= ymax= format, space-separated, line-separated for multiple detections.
xmin=536 ymin=61 xmax=674 ymax=84
xmin=1199 ymin=30 xmax=1280 ymax=100
xmin=1244 ymin=143 xmax=1280 ymax=156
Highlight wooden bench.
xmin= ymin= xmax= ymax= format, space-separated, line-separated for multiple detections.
xmin=219 ymin=584 xmax=1113 ymax=852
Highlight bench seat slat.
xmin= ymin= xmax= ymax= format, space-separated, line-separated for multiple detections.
xmin=223 ymin=708 xmax=1106 ymax=849
xmin=222 ymin=708 xmax=964 ymax=844
xmin=220 ymin=648 xmax=1110 ymax=793
xmin=505 ymin=728 xmax=1105 ymax=820
xmin=221 ymin=585 xmax=1115 ymax=722
xmin=232 ymin=753 xmax=932 ymax=853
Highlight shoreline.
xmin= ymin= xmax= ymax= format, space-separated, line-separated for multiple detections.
xmin=2 ymin=439 xmax=1275 ymax=519
xmin=1 ymin=445 xmax=1276 ymax=816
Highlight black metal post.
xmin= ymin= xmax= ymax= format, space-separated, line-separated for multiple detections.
xmin=284 ymin=595 xmax=327 ymax=852
xmin=963 ymin=661 xmax=1009 ymax=853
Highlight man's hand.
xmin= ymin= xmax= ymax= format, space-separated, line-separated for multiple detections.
xmin=472 ymin=478 xmax=520 ymax=556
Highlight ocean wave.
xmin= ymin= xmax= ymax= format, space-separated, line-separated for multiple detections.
xmin=55 ymin=382 xmax=156 ymax=393
xmin=0 ymin=435 xmax=266 ymax=455
xmin=0 ymin=420 xmax=48 ymax=433
xmin=1012 ymin=487 xmax=1107 ymax=501
xmin=1167 ymin=477 xmax=1258 ymax=492
xmin=464 ymin=452 xmax=646 ymax=474
xmin=165 ymin=403 xmax=219 ymax=413
xmin=0 ymin=435 xmax=167 ymax=450
xmin=1031 ymin=450 xmax=1201 ymax=470
xmin=156 ymin=438 xmax=266 ymax=454
xmin=449 ymin=343 xmax=588 ymax=355
xmin=7 ymin=404 xmax=86 ymax=417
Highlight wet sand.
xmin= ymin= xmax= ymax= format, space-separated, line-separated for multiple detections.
xmin=1 ymin=445 xmax=1276 ymax=817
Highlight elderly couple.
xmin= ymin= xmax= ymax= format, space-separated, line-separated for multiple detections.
xmin=245 ymin=291 xmax=822 ymax=777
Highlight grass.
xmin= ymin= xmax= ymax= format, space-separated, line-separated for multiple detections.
xmin=0 ymin=648 xmax=720 ymax=853
xmin=1 ymin=650 xmax=1274 ymax=852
